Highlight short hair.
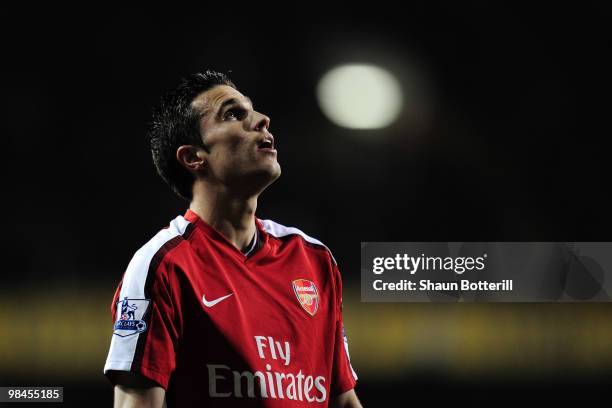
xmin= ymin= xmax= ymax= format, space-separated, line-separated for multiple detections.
xmin=149 ymin=70 xmax=236 ymax=200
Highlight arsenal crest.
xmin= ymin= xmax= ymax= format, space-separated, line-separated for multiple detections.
xmin=292 ymin=279 xmax=319 ymax=316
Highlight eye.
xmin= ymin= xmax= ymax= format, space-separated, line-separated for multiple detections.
xmin=224 ymin=108 xmax=246 ymax=121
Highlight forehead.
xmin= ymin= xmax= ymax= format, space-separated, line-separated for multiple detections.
xmin=191 ymin=85 xmax=252 ymax=114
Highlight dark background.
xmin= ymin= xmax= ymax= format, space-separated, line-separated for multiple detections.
xmin=2 ymin=4 xmax=611 ymax=406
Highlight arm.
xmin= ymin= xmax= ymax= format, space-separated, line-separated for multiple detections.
xmin=331 ymin=389 xmax=363 ymax=408
xmin=112 ymin=372 xmax=166 ymax=408
xmin=114 ymin=386 xmax=165 ymax=408
xmin=104 ymin=254 xmax=179 ymax=406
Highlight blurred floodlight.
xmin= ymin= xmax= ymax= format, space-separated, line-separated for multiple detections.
xmin=317 ymin=64 xmax=403 ymax=129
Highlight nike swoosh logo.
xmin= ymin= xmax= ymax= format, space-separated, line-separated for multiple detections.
xmin=202 ymin=293 xmax=234 ymax=308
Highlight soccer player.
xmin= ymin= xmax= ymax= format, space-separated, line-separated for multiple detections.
xmin=103 ymin=70 xmax=361 ymax=407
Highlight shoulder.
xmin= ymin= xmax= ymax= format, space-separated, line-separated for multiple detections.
xmin=259 ymin=218 xmax=337 ymax=266
xmin=121 ymin=215 xmax=194 ymax=297
xmin=130 ymin=215 xmax=193 ymax=268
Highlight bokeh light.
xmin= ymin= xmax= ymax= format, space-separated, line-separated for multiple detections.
xmin=316 ymin=64 xmax=403 ymax=129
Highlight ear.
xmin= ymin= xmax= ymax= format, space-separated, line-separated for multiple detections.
xmin=176 ymin=145 xmax=206 ymax=172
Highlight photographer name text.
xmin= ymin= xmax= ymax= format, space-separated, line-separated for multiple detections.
xmin=373 ymin=279 xmax=513 ymax=292
xmin=371 ymin=253 xmax=512 ymax=293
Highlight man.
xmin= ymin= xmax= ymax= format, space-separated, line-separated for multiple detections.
xmin=104 ymin=70 xmax=361 ymax=407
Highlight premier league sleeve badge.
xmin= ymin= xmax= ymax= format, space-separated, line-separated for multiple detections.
xmin=113 ymin=297 xmax=151 ymax=337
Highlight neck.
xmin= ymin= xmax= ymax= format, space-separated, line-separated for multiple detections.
xmin=189 ymin=184 xmax=258 ymax=252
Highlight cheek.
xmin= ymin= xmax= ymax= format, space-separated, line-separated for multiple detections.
xmin=207 ymin=130 xmax=246 ymax=153
xmin=210 ymin=139 xmax=253 ymax=167
xmin=225 ymin=139 xmax=252 ymax=159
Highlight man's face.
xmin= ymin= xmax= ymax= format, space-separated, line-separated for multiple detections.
xmin=192 ymin=85 xmax=281 ymax=192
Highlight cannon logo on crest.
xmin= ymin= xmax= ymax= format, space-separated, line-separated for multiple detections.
xmin=292 ymin=279 xmax=319 ymax=316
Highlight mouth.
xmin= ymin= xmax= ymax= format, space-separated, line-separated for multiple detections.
xmin=257 ymin=136 xmax=276 ymax=152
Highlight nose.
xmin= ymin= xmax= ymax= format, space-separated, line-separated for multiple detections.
xmin=252 ymin=111 xmax=270 ymax=132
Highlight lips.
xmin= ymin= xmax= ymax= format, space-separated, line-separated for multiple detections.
xmin=257 ymin=135 xmax=276 ymax=151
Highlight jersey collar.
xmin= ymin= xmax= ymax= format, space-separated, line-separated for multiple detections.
xmin=183 ymin=209 xmax=270 ymax=262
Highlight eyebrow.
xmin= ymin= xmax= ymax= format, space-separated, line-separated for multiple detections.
xmin=218 ymin=96 xmax=253 ymax=113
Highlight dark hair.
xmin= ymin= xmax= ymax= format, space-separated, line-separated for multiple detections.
xmin=149 ymin=70 xmax=236 ymax=200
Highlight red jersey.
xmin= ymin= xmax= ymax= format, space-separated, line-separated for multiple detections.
xmin=104 ymin=210 xmax=357 ymax=407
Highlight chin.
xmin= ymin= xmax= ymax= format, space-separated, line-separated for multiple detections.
xmin=257 ymin=160 xmax=281 ymax=180
xmin=259 ymin=164 xmax=281 ymax=187
xmin=270 ymin=163 xmax=282 ymax=180
xmin=230 ymin=164 xmax=281 ymax=196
